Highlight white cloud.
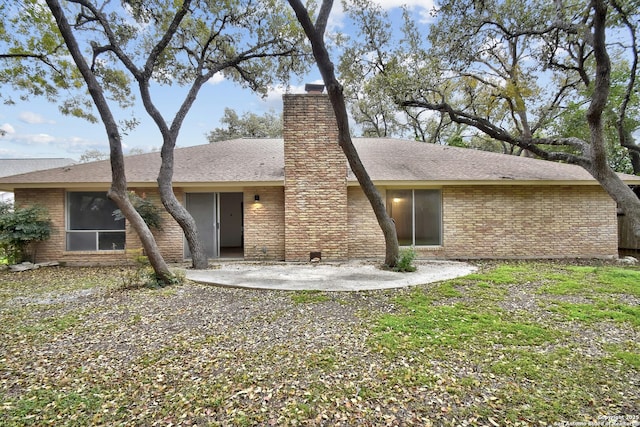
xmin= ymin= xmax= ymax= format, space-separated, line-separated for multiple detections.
xmin=18 ymin=111 xmax=55 ymax=125
xmin=263 ymin=85 xmax=288 ymax=104
xmin=373 ymin=0 xmax=438 ymax=23
xmin=260 ymin=79 xmax=326 ymax=106
xmin=334 ymin=0 xmax=437 ymax=32
xmin=64 ymin=136 xmax=109 ymax=153
xmin=1 ymin=123 xmax=16 ymax=135
xmin=372 ymin=0 xmax=435 ymax=9
xmin=207 ymin=72 xmax=225 ymax=85
xmin=30 ymin=133 xmax=56 ymax=144
xmin=2 ymin=131 xmax=107 ymax=154
xmin=0 ymin=147 xmax=22 ymax=157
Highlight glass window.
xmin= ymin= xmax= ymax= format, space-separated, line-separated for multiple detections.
xmin=386 ymin=189 xmax=441 ymax=246
xmin=66 ymin=192 xmax=125 ymax=251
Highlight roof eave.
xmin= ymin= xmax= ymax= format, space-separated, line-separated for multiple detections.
xmin=176 ymin=181 xmax=284 ymax=188
xmin=0 ymin=180 xmax=286 ymax=192
xmin=356 ymin=179 xmax=616 ymax=187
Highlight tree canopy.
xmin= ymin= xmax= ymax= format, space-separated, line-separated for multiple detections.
xmin=1 ymin=0 xmax=105 ymax=122
xmin=340 ymin=0 xmax=639 ymax=169
xmin=340 ymin=0 xmax=640 ymax=237
xmin=3 ymin=0 xmax=310 ymax=277
xmin=207 ymin=108 xmax=283 ymax=142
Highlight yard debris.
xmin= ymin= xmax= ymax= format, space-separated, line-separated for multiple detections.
xmin=0 ymin=263 xmax=638 ymax=425
xmin=8 ymin=261 xmax=59 ymax=272
xmin=618 ymin=255 xmax=638 ymax=265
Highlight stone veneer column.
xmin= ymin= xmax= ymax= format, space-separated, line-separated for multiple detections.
xmin=283 ymin=93 xmax=349 ymax=261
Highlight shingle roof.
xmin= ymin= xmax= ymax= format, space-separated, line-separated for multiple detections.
xmin=1 ymin=138 xmax=638 ymax=190
xmin=352 ymin=139 xmax=607 ymax=183
xmin=0 ymin=139 xmax=283 ymax=188
xmin=0 ymin=158 xmax=76 ymax=178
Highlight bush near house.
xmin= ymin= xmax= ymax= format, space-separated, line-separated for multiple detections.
xmin=0 ymin=201 xmax=52 ymax=264
xmin=392 ymin=247 xmax=417 ymax=272
xmin=112 ymin=191 xmax=163 ymax=231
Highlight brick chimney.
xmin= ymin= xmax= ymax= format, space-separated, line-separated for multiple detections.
xmin=283 ymin=88 xmax=349 ymax=261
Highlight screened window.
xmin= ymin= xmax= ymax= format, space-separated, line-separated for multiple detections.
xmin=66 ymin=192 xmax=125 ymax=251
xmin=386 ymin=189 xmax=442 ymax=246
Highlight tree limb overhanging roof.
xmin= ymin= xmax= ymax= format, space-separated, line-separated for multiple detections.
xmin=1 ymin=138 xmax=638 ymax=190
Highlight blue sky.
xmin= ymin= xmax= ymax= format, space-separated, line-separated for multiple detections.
xmin=0 ymin=76 xmax=300 ymax=159
xmin=0 ymin=0 xmax=435 ymax=161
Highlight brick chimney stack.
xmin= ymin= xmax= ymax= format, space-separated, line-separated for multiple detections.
xmin=283 ymin=88 xmax=349 ymax=261
xmin=304 ymin=83 xmax=325 ymax=94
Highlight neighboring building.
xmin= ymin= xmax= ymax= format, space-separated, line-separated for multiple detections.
xmin=0 ymin=158 xmax=75 ymax=203
xmin=1 ymin=92 xmax=638 ymax=266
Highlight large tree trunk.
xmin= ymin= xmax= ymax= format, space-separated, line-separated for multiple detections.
xmin=46 ymin=0 xmax=174 ymax=282
xmin=133 ymin=64 xmax=210 ymax=270
xmin=586 ymin=0 xmax=640 ymax=238
xmin=587 ymin=164 xmax=640 ymax=237
xmin=156 ymin=147 xmax=209 ymax=269
xmin=287 ymin=0 xmax=399 ymax=267
xmin=107 ymin=188 xmax=171 ymax=278
xmin=325 ymin=82 xmax=400 ymax=267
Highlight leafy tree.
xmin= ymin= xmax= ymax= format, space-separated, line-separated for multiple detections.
xmin=346 ymin=0 xmax=640 ymax=239
xmin=337 ymin=1 xmax=410 ymax=139
xmin=2 ymin=0 xmax=172 ymax=281
xmin=78 ymin=149 xmax=109 ymax=163
xmin=552 ymin=62 xmax=640 ymax=174
xmin=0 ymin=1 xmax=90 ymax=118
xmin=286 ymin=0 xmax=400 ymax=267
xmin=78 ymin=147 xmax=155 ymax=163
xmin=336 ymin=2 xmax=402 ymax=138
xmin=4 ymin=0 xmax=304 ymax=277
xmin=113 ymin=191 xmax=163 ymax=232
xmin=41 ymin=0 xmax=177 ymax=282
xmin=338 ymin=1 xmax=458 ymax=143
xmin=43 ymin=0 xmax=307 ymax=271
xmin=0 ymin=201 xmax=52 ymax=264
xmin=207 ymin=108 xmax=283 ymax=142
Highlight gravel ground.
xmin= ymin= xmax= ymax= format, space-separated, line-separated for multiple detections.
xmin=1 ymin=264 xmax=638 ymax=426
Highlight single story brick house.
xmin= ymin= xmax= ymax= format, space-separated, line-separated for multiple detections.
xmin=1 ymin=92 xmax=639 ymax=265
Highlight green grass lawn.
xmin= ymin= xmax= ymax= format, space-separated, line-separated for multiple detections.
xmin=0 ymin=261 xmax=638 ymax=426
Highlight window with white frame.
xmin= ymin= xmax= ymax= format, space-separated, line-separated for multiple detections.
xmin=386 ymin=189 xmax=442 ymax=246
xmin=66 ymin=192 xmax=125 ymax=251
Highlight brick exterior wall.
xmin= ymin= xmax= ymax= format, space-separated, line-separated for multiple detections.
xmin=14 ymin=187 xmax=184 ymax=266
xmin=244 ymin=187 xmax=285 ymax=260
xmin=347 ymin=186 xmax=385 ymax=258
xmin=344 ymin=185 xmax=618 ymax=260
xmin=14 ymin=188 xmax=67 ymax=264
xmin=439 ymin=185 xmax=618 ymax=259
xmin=124 ymin=188 xmax=184 ymax=263
xmin=10 ymin=93 xmax=620 ymax=265
xmin=12 ymin=183 xmax=619 ymax=265
xmin=283 ymin=94 xmax=349 ymax=261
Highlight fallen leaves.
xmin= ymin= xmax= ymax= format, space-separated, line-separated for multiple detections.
xmin=0 ymin=264 xmax=639 ymax=426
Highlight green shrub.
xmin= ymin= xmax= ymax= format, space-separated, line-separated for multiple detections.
xmin=119 ymin=250 xmax=153 ymax=290
xmin=119 ymin=249 xmax=184 ymax=290
xmin=393 ymin=247 xmax=417 ymax=272
xmin=0 ymin=201 xmax=52 ymax=264
xmin=113 ymin=191 xmax=163 ymax=231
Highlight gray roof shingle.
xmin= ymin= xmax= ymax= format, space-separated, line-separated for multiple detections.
xmin=0 ymin=158 xmax=76 ymax=178
xmin=0 ymin=138 xmax=638 ymax=189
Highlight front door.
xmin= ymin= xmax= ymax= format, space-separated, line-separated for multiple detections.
xmin=185 ymin=193 xmax=218 ymax=259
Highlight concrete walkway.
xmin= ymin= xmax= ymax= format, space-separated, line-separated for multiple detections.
xmin=184 ymin=260 xmax=477 ymax=291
